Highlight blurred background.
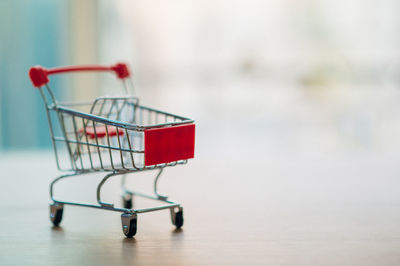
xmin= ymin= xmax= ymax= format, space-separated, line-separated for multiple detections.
xmin=1 ymin=1 xmax=400 ymax=264
xmin=1 ymin=0 xmax=400 ymax=157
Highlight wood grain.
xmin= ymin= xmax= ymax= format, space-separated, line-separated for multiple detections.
xmin=0 ymin=150 xmax=400 ymax=265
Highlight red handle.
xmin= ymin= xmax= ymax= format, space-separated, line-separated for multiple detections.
xmin=29 ymin=63 xmax=130 ymax=88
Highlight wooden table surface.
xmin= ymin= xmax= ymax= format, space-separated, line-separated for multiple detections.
xmin=1 ymin=147 xmax=400 ymax=265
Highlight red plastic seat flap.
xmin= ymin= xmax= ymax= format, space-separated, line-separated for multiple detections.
xmin=79 ymin=125 xmax=124 ymax=139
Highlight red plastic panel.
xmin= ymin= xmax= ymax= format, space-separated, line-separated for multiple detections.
xmin=144 ymin=124 xmax=195 ymax=166
xmin=79 ymin=125 xmax=124 ymax=139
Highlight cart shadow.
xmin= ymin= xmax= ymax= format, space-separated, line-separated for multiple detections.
xmin=121 ymin=229 xmax=183 ymax=246
xmin=171 ymin=228 xmax=184 ymax=243
xmin=121 ymin=237 xmax=138 ymax=261
xmin=122 ymin=238 xmax=137 ymax=244
xmin=120 ymin=229 xmax=184 ymax=260
xmin=51 ymin=226 xmax=64 ymax=232
xmin=50 ymin=226 xmax=65 ymax=241
xmin=172 ymin=228 xmax=183 ymax=234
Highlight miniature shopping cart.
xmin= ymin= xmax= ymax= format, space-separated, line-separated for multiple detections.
xmin=28 ymin=63 xmax=195 ymax=237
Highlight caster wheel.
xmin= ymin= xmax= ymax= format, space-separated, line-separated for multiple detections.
xmin=174 ymin=210 xmax=184 ymax=229
xmin=122 ymin=194 xmax=133 ymax=209
xmin=121 ymin=213 xmax=137 ymax=238
xmin=50 ymin=203 xmax=63 ymax=226
xmin=171 ymin=209 xmax=184 ymax=229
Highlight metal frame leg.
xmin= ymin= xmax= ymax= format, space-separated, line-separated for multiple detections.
xmin=120 ymin=167 xmax=182 ymax=213
xmin=96 ymin=171 xmax=120 ymax=208
xmin=49 ymin=169 xmax=181 ymax=216
xmin=153 ymin=168 xmax=168 ymax=200
xmin=50 ymin=171 xmax=132 ymax=213
xmin=50 ymin=173 xmax=82 ymax=202
xmin=121 ymin=167 xmax=169 ymax=200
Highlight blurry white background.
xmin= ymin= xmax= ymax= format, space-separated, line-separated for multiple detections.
xmin=1 ymin=0 xmax=399 ymax=155
xmin=97 ymin=0 xmax=400 ymax=158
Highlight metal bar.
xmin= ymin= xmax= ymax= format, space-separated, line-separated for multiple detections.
xmin=153 ymin=168 xmax=168 ymax=200
xmin=135 ymin=204 xmax=180 ymax=214
xmin=97 ymin=98 xmax=107 ymax=117
xmin=116 ymin=126 xmax=126 ymax=169
xmin=106 ymin=99 xmax=117 ymax=119
xmin=59 ymin=97 xmax=137 ymax=109
xmin=128 ymin=78 xmax=136 ymax=96
xmin=119 ymin=106 xmax=130 ymax=150
xmin=52 ymin=200 xmax=179 ymax=214
xmin=58 ymin=106 xmax=193 ymax=131
xmin=97 ymin=172 xmax=118 ymax=207
xmin=125 ymin=190 xmax=178 ymax=204
xmin=120 ymin=174 xmax=128 ymax=194
xmin=50 ymin=173 xmax=80 ymax=201
xmin=95 ymin=96 xmax=138 ymax=101
xmin=38 ymin=88 xmax=62 ymax=171
xmin=82 ymin=117 xmax=94 ymax=170
xmin=104 ymin=125 xmax=115 ymax=170
xmin=131 ymin=99 xmax=138 ymax=124
xmin=53 ymin=200 xmax=130 ymax=213
xmin=71 ymin=115 xmax=84 ymax=169
xmin=122 ymin=79 xmax=129 ymax=94
xmin=44 ymin=84 xmax=57 ymax=105
xmin=139 ymin=105 xmax=191 ymax=121
xmin=59 ymin=112 xmax=77 ymax=170
xmin=147 ymin=108 xmax=152 ymax=125
xmin=89 ymin=98 xmax=100 ymax=115
xmin=124 ymin=128 xmax=137 ymax=169
xmin=53 ymin=137 xmax=144 ymax=153
xmin=59 ymin=100 xmax=94 ymax=106
xmin=139 ymin=107 xmax=143 ymax=126
xmin=92 ymin=120 xmax=104 ymax=169
xmin=116 ymin=99 xmax=127 ymax=121
xmin=50 ymin=172 xmax=181 ymax=215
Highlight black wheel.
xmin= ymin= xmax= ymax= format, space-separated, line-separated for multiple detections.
xmin=121 ymin=213 xmax=137 ymax=238
xmin=122 ymin=196 xmax=133 ymax=209
xmin=174 ymin=210 xmax=184 ymax=229
xmin=50 ymin=204 xmax=63 ymax=226
xmin=122 ymin=193 xmax=133 ymax=209
xmin=124 ymin=218 xmax=137 ymax=238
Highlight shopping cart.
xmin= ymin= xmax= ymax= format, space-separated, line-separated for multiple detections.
xmin=28 ymin=63 xmax=195 ymax=237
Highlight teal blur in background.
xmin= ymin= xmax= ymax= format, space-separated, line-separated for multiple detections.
xmin=0 ymin=0 xmax=69 ymax=150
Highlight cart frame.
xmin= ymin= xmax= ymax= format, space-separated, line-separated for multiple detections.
xmin=29 ymin=63 xmax=194 ymax=237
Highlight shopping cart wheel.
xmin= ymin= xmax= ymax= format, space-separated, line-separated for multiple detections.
xmin=49 ymin=203 xmax=64 ymax=226
xmin=173 ymin=210 xmax=184 ymax=229
xmin=121 ymin=213 xmax=137 ymax=238
xmin=122 ymin=194 xmax=133 ymax=209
